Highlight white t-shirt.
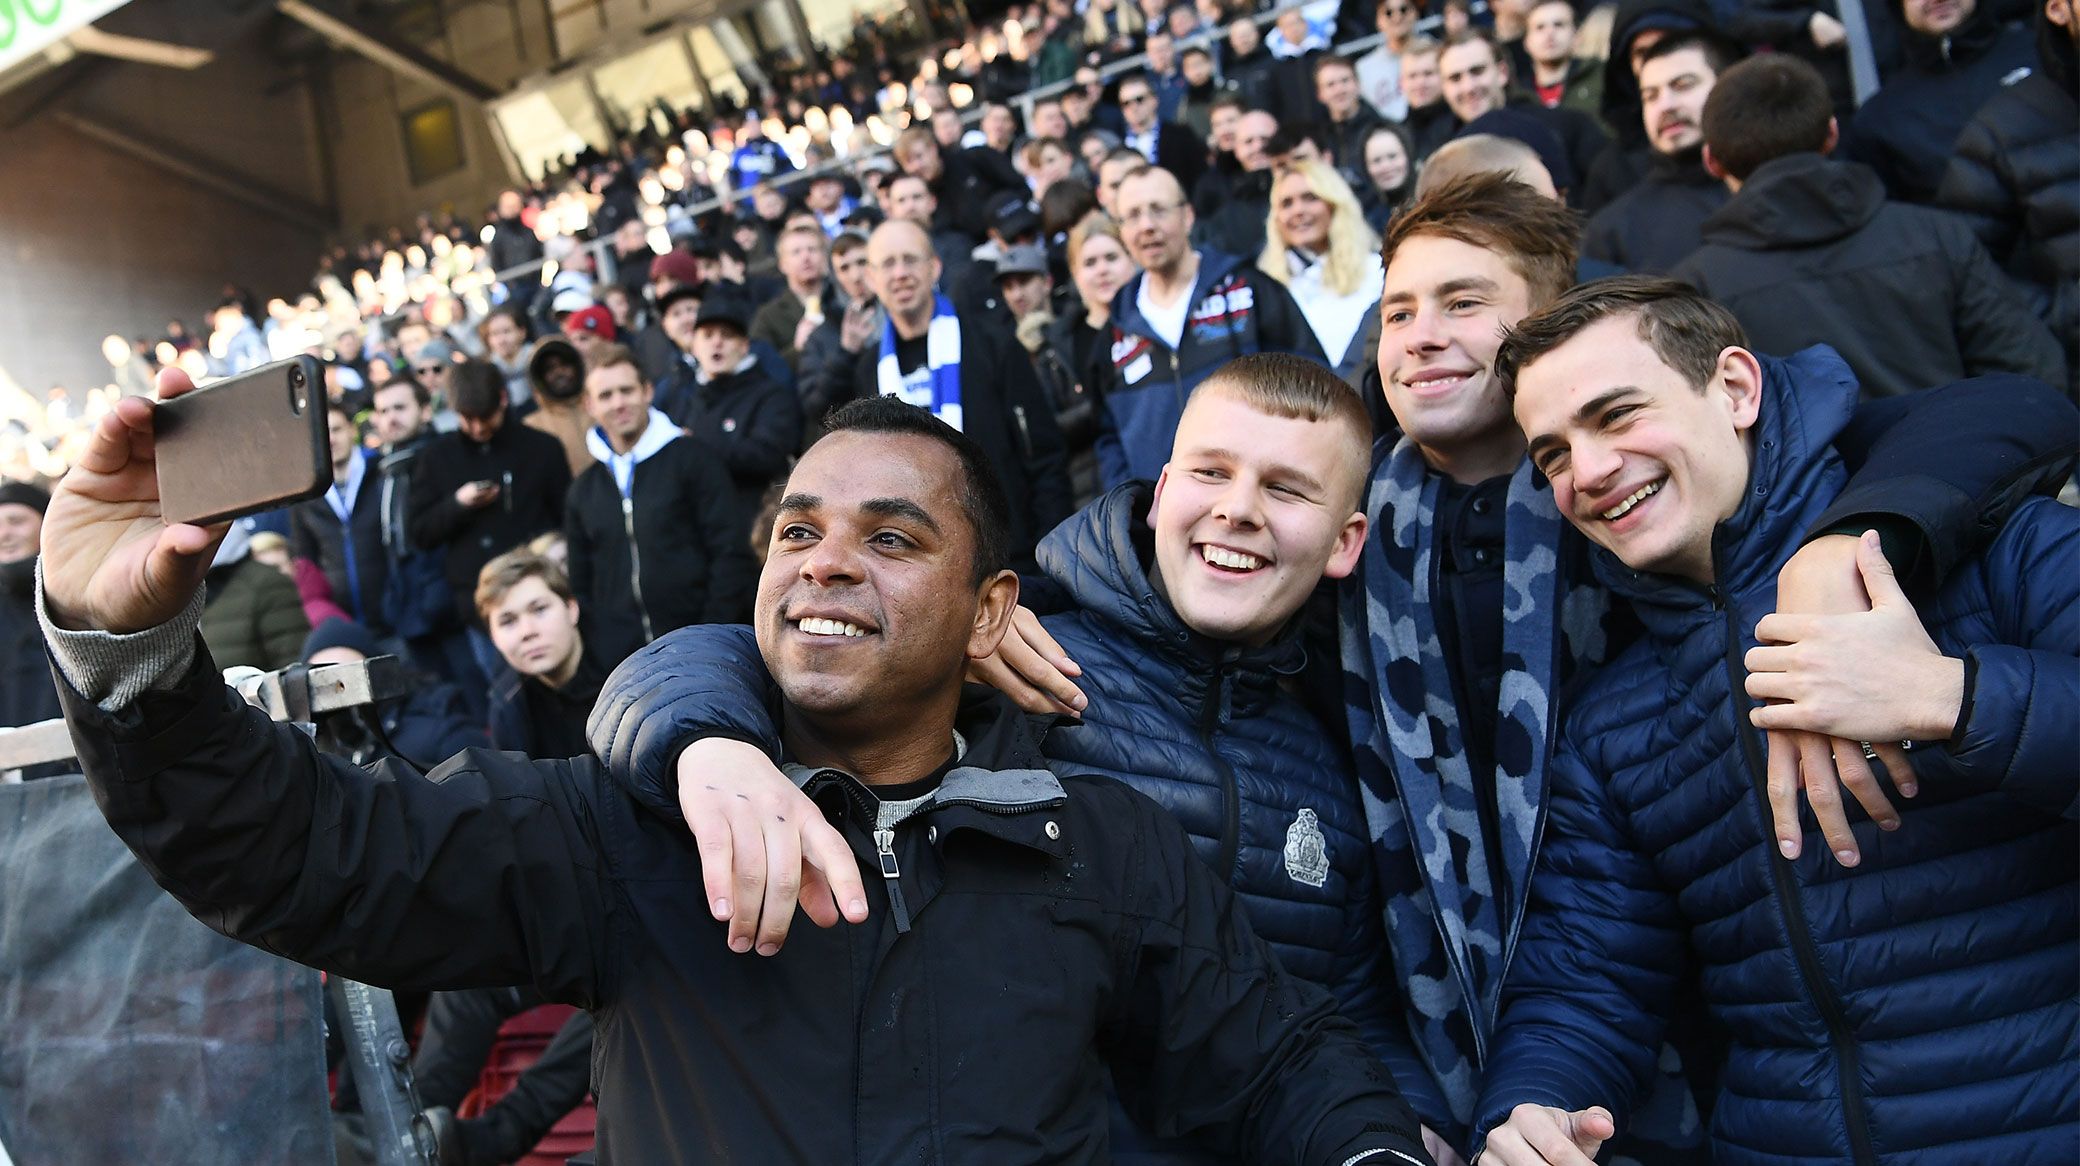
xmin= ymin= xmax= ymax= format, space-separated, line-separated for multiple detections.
xmin=1136 ymin=276 xmax=1195 ymax=351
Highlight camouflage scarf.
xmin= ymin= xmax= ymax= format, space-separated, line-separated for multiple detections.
xmin=1338 ymin=440 xmax=1610 ymax=1138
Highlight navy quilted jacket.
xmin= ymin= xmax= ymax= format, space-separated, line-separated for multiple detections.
xmin=1032 ymin=485 xmax=1400 ymax=1034
xmin=1475 ymin=353 xmax=2080 ymax=1163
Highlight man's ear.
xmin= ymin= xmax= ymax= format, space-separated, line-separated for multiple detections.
xmin=1321 ymin=510 xmax=1370 ymax=580
xmin=1821 ymin=116 xmax=1840 ymax=156
xmin=967 ymin=569 xmax=1023 ymax=660
xmin=1714 ymin=345 xmax=1766 ymax=432
xmin=1148 ymin=465 xmax=1171 ymax=531
xmin=1702 ymin=144 xmax=1728 ymax=181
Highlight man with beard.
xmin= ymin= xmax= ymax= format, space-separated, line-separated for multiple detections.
xmin=370 ymin=377 xmax=487 ymax=716
xmin=521 ymin=339 xmax=592 ymax=477
xmin=0 ymin=482 xmax=58 ymax=732
xmin=1578 ymin=0 xmax=1719 ymax=211
xmin=1581 ymin=31 xmax=1738 ymax=272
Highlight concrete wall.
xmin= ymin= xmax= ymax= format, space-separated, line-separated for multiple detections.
xmin=0 ymin=116 xmax=319 ymax=400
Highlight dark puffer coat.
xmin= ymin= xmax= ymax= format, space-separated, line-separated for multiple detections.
xmin=1670 ymin=152 xmax=2067 ymax=396
xmin=1938 ymin=11 xmax=2079 ymax=388
xmin=1843 ymin=1 xmax=2037 ymax=206
xmin=1475 ymin=351 xmax=2079 ymax=1164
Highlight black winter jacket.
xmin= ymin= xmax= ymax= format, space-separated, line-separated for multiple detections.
xmin=1938 ymin=21 xmax=2079 ymax=387
xmin=406 ymin=422 xmax=573 ymax=624
xmin=63 ymin=651 xmax=1434 ymax=1166
xmin=845 ymin=320 xmax=1073 ymax=572
xmin=0 ymin=560 xmax=58 ymax=731
xmin=1581 ymin=152 xmax=1729 ymax=273
xmin=662 ymin=358 xmax=803 ymax=538
xmin=1844 ymin=10 xmax=2038 ymax=205
xmin=1670 ymin=152 xmax=2068 ymax=395
xmin=565 ymin=412 xmax=760 ymax=667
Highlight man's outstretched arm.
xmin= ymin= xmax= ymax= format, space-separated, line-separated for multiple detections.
xmin=42 ymin=367 xmax=614 ymax=1003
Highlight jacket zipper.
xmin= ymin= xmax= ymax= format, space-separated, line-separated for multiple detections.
xmin=621 ymin=494 xmax=655 ymax=643
xmin=1712 ymin=582 xmax=1876 ymax=1166
xmin=1199 ymin=661 xmax=1243 ymax=879
xmin=1011 ymin=405 xmax=1033 ymax=460
xmin=872 ymin=827 xmax=913 ymax=934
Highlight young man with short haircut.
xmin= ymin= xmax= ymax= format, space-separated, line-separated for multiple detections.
xmin=1522 ymin=0 xmax=1601 ymax=117
xmin=662 ymin=294 xmax=803 ymax=537
xmin=476 ymin=549 xmax=602 ymax=759
xmin=1478 ymin=276 xmax=2077 ymax=1165
xmin=564 ymin=344 xmax=758 ymax=667
xmin=748 ymin=223 xmax=839 ymax=371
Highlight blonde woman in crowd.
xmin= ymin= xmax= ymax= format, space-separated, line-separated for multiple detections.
xmin=1257 ymin=158 xmax=1384 ymax=377
xmin=1042 ymin=211 xmax=1140 ymax=504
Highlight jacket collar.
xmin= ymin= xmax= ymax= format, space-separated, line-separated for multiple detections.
xmin=1111 ymin=247 xmax=1245 ymax=340
xmin=585 ymin=408 xmax=680 ymax=468
xmin=1702 ymin=153 xmax=1885 ymax=248
xmin=1591 ymin=345 xmax=1860 ymax=623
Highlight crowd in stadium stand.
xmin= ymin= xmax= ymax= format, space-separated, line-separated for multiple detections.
xmin=5 ymin=0 xmax=2078 ymax=1158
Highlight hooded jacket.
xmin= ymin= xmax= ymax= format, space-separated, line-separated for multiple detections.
xmin=566 ymin=409 xmax=759 ymax=667
xmin=1844 ymin=1 xmax=2038 ymax=204
xmin=1670 ymin=152 xmax=2067 ymax=396
xmin=1474 ymin=351 xmax=2079 ymax=1165
xmin=1101 ymin=250 xmax=1325 ymax=488
xmin=523 ymin=339 xmax=592 ymax=479
xmin=1937 ymin=8 xmax=2079 ymax=385
xmin=62 ymin=632 xmax=1434 ymax=1165
xmin=1581 ymin=0 xmax=1726 ymax=212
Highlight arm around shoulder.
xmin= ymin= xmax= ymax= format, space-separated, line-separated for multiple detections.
xmin=587 ymin=622 xmax=779 ymax=816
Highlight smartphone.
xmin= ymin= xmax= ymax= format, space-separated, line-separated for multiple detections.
xmin=156 ymin=355 xmax=331 ymax=527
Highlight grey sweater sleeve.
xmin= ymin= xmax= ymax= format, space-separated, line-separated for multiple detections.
xmin=35 ymin=561 xmax=204 ymax=711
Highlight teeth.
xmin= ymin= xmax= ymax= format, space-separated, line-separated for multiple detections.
xmin=797 ymin=617 xmax=868 ymax=638
xmin=1601 ymin=481 xmax=1662 ymax=521
xmin=1202 ymin=546 xmax=1265 ymax=570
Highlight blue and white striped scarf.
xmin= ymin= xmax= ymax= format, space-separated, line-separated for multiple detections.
xmin=876 ymin=293 xmax=964 ymax=431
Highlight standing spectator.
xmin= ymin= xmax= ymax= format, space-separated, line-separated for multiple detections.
xmin=206 ymin=300 xmax=271 ymax=377
xmin=370 ymin=377 xmax=485 ymax=717
xmin=1439 ymin=29 xmax=1609 ymax=204
xmin=892 ymin=127 xmax=1029 ymax=246
xmin=662 ymin=294 xmax=803 ymax=535
xmin=632 ymin=249 xmax=701 ymax=386
xmin=407 ymin=361 xmax=572 ymax=683
xmin=1675 ymin=54 xmax=2067 ymax=395
xmin=1223 ymin=17 xmax=1280 ymax=106
xmin=1177 ymin=45 xmax=1231 ymax=139
xmin=1259 ymin=159 xmax=1386 ymax=376
xmin=1938 ymin=0 xmax=2079 ymax=387
xmin=289 ymin=403 xmax=391 ymax=639
xmin=880 ymin=172 xmax=979 ymax=290
xmin=475 ymin=551 xmax=604 ymax=759
xmin=728 ymin=115 xmax=795 ymax=190
xmin=485 ymin=190 xmax=543 ymax=314
xmin=1846 ymin=0 xmax=2040 ymax=204
xmin=1523 ymin=0 xmax=1605 ymax=118
xmin=1401 ymin=36 xmax=1461 ymax=160
xmin=477 ymin=306 xmax=535 ymax=412
xmin=560 ymin=304 xmax=617 ymax=365
xmin=565 ymin=345 xmax=757 ymax=667
xmin=199 ymin=521 xmax=310 ymax=674
xmin=749 ymin=224 xmax=839 ymax=371
xmin=608 ymin=218 xmax=655 ymax=304
xmin=1118 ymin=72 xmax=1210 ymax=193
xmin=1102 ymin=166 xmax=1325 ymax=486
xmin=1144 ymin=30 xmax=1190 ymax=120
xmin=802 ymin=173 xmax=858 ymax=236
xmin=1582 ymin=31 xmax=1737 ymax=272
xmin=0 ymin=482 xmax=57 ymax=731
xmin=521 ymin=340 xmax=593 ymax=479
xmin=1355 ymin=0 xmax=1422 ymax=120
xmin=1360 ymin=122 xmax=1421 ymax=229
xmin=798 ymin=232 xmax=882 ymax=440
xmin=848 ymin=220 xmax=1073 ymax=571
xmin=1200 ymin=109 xmax=1282 ymax=256
xmin=1317 ymin=55 xmax=1389 ymax=192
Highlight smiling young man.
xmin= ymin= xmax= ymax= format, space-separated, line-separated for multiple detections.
xmin=571 ymin=355 xmax=1467 ymax=1165
xmin=40 ymin=378 xmax=1435 ymax=1166
xmin=564 ymin=344 xmax=757 ymax=667
xmin=1477 ymin=276 xmax=2077 ymax=1166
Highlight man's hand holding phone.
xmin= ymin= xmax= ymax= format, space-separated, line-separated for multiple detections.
xmin=456 ymin=480 xmax=502 ymax=509
xmin=42 ymin=367 xmax=228 ymax=634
